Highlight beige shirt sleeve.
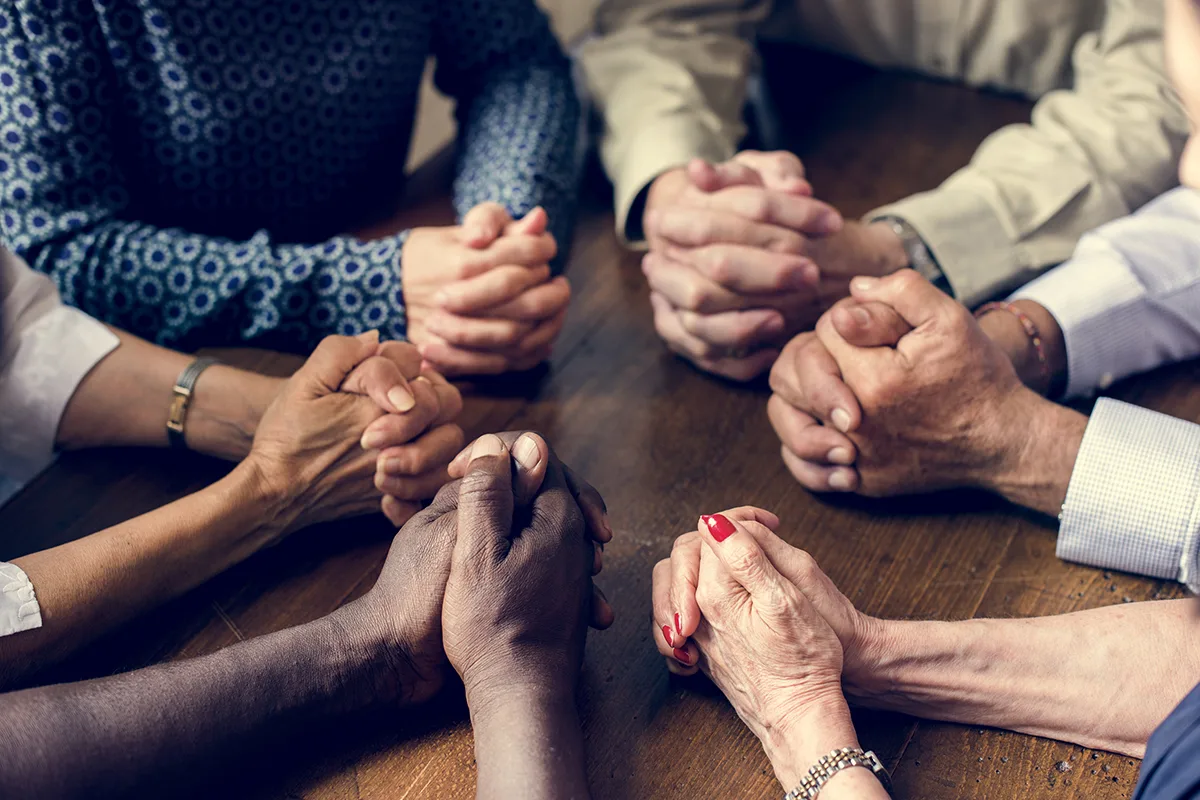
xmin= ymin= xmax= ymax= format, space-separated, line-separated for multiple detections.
xmin=871 ymin=0 xmax=1188 ymax=307
xmin=577 ymin=0 xmax=771 ymax=244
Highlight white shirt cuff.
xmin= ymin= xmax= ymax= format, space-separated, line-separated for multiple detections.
xmin=1057 ymin=398 xmax=1200 ymax=591
xmin=0 ymin=306 xmax=119 ymax=482
xmin=0 ymin=562 xmax=42 ymax=637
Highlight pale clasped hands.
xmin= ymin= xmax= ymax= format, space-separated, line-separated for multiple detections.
xmin=650 ymin=508 xmax=886 ymax=792
xmin=641 ymin=150 xmax=909 ymax=381
xmin=403 ymin=203 xmax=570 ymax=377
xmin=767 ymin=270 xmax=1059 ymax=499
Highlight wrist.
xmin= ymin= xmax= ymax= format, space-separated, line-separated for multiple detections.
xmin=978 ymin=389 xmax=1087 ymax=516
xmin=976 ymin=300 xmax=1066 ymax=396
xmin=225 ymin=454 xmax=299 ymax=545
xmin=767 ymin=690 xmax=860 ymax=789
xmin=863 ymin=221 xmax=913 ymax=276
xmin=186 ymin=367 xmax=283 ymax=461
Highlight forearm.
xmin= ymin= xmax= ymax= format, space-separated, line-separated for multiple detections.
xmin=847 ymin=600 xmax=1200 ymax=756
xmin=55 ymin=327 xmax=280 ymax=461
xmin=0 ymin=603 xmax=390 ymax=798
xmin=1 ymin=460 xmax=292 ymax=685
xmin=767 ymin=694 xmax=890 ymax=799
xmin=982 ymin=390 xmax=1087 ymax=517
xmin=469 ymin=686 xmax=590 ymax=800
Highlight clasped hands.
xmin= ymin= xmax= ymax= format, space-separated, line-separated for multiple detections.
xmin=766 ymin=269 xmax=1048 ymax=499
xmin=343 ymin=432 xmax=614 ymax=709
xmin=642 ymin=151 xmax=908 ymax=381
xmin=243 ymin=331 xmax=465 ymax=538
xmin=403 ymin=203 xmax=570 ymax=377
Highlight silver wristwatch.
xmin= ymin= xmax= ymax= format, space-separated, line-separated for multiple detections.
xmin=877 ymin=216 xmax=952 ymax=296
xmin=783 ymin=747 xmax=892 ymax=800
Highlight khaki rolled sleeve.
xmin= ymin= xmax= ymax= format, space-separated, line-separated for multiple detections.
xmin=870 ymin=0 xmax=1185 ymax=306
xmin=578 ymin=0 xmax=770 ymax=245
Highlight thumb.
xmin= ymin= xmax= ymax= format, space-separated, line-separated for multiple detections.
xmin=298 ymin=333 xmax=379 ymax=394
xmin=848 ymin=270 xmax=948 ymax=330
xmin=828 ymin=300 xmax=913 ymax=348
xmin=505 ymin=206 xmax=549 ymax=237
xmin=460 ymin=202 xmax=513 ymax=248
xmin=453 ymin=434 xmax=516 ymax=565
xmin=698 ymin=512 xmax=792 ymax=601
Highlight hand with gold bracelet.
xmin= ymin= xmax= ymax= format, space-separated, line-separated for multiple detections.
xmin=3 ymin=330 xmax=462 ymax=687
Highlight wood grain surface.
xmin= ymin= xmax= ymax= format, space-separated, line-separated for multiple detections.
xmin=1 ymin=51 xmax=1191 ymax=799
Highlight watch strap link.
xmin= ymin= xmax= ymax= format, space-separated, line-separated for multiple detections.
xmin=167 ymin=357 xmax=221 ymax=449
xmin=877 ymin=216 xmax=952 ymax=296
xmin=783 ymin=747 xmax=892 ymax=800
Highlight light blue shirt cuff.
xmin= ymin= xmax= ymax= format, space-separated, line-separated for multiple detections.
xmin=0 ymin=562 xmax=42 ymax=637
xmin=1011 ymin=187 xmax=1200 ymax=400
xmin=1058 ymin=398 xmax=1200 ymax=591
xmin=1011 ymin=244 xmax=1147 ymax=399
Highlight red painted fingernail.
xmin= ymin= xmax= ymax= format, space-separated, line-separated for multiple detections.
xmin=701 ymin=513 xmax=736 ymax=543
xmin=673 ymin=648 xmax=691 ymax=665
xmin=674 ymin=612 xmax=683 ymax=639
xmin=662 ymin=624 xmax=674 ymax=647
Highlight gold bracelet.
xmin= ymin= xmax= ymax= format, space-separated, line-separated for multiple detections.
xmin=167 ymin=357 xmax=221 ymax=449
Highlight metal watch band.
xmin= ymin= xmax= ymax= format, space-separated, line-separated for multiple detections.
xmin=878 ymin=216 xmax=952 ymax=296
xmin=166 ymin=357 xmax=221 ymax=449
xmin=783 ymin=747 xmax=892 ymax=800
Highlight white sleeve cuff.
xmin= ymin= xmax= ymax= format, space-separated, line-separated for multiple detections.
xmin=0 ymin=306 xmax=119 ymax=482
xmin=0 ymin=562 xmax=42 ymax=637
xmin=1057 ymin=399 xmax=1200 ymax=591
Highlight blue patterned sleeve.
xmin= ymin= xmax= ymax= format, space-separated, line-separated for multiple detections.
xmin=432 ymin=0 xmax=582 ymax=271
xmin=0 ymin=6 xmax=408 ymax=351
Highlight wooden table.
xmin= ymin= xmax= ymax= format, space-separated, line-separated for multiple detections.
xmin=2 ymin=53 xmax=1194 ymax=799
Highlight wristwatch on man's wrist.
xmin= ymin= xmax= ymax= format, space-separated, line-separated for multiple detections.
xmin=876 ymin=216 xmax=953 ymax=296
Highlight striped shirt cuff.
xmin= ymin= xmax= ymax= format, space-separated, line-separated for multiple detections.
xmin=1058 ymin=399 xmax=1200 ymax=591
xmin=0 ymin=562 xmax=42 ymax=637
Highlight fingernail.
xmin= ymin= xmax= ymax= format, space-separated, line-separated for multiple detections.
xmin=433 ymin=291 xmax=450 ymax=307
xmin=387 ymin=386 xmax=416 ymax=413
xmin=674 ymin=612 xmax=683 ymax=639
xmin=801 ymin=262 xmax=819 ymax=285
xmin=356 ymin=329 xmax=380 ymax=345
xmin=760 ymin=314 xmax=785 ymax=337
xmin=786 ymin=263 xmax=814 ymax=290
xmin=818 ymin=210 xmax=843 ymax=234
xmin=701 ymin=513 xmax=736 ymax=543
xmin=513 ymin=434 xmax=541 ymax=472
xmin=470 ymin=434 xmax=505 ymax=460
xmin=851 ymin=276 xmax=878 ymax=292
xmin=662 ymin=625 xmax=674 ymax=647
xmin=850 ymin=307 xmax=870 ymax=327
xmin=827 ymin=447 xmax=853 ymax=465
xmin=831 ymin=408 xmax=852 ymax=432
xmin=828 ymin=470 xmax=854 ymax=491
xmin=361 ymin=430 xmax=385 ymax=450
xmin=673 ymin=648 xmax=691 ymax=665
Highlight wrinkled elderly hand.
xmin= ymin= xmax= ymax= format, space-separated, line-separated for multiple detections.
xmin=641 ymin=152 xmax=844 ymax=380
xmin=403 ymin=203 xmax=569 ymax=377
xmin=651 ymin=509 xmax=879 ymax=789
xmin=245 ymin=333 xmax=446 ymax=536
xmin=772 ymin=270 xmax=1042 ymax=497
xmin=442 ymin=434 xmax=613 ymax=712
